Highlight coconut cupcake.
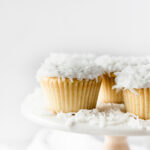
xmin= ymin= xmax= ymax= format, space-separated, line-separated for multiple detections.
xmin=95 ymin=56 xmax=150 ymax=104
xmin=113 ymin=65 xmax=150 ymax=120
xmin=37 ymin=53 xmax=104 ymax=113
xmin=95 ymin=55 xmax=126 ymax=104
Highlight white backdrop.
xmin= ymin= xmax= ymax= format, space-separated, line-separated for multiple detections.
xmin=0 ymin=0 xmax=150 ymax=143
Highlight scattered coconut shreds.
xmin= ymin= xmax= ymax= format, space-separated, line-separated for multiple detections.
xmin=95 ymin=55 xmax=150 ymax=73
xmin=23 ymin=88 xmax=150 ymax=130
xmin=36 ymin=53 xmax=104 ymax=81
xmin=113 ymin=65 xmax=150 ymax=90
xmin=22 ymin=88 xmax=52 ymax=115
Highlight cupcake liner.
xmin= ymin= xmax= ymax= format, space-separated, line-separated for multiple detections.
xmin=40 ymin=77 xmax=102 ymax=113
xmin=123 ymin=89 xmax=150 ymax=120
xmin=99 ymin=73 xmax=123 ymax=104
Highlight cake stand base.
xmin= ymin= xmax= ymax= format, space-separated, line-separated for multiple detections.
xmin=104 ymin=136 xmax=129 ymax=150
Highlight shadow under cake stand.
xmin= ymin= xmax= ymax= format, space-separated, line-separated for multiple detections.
xmin=22 ymin=100 xmax=150 ymax=150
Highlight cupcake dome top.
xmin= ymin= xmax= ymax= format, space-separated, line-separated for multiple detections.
xmin=36 ymin=53 xmax=104 ymax=81
xmin=95 ymin=55 xmax=126 ymax=73
xmin=95 ymin=55 xmax=150 ymax=74
xmin=113 ymin=65 xmax=150 ymax=90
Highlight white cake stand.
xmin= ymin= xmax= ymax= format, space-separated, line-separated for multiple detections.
xmin=22 ymin=99 xmax=150 ymax=150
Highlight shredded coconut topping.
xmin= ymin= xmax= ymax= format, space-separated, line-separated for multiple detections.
xmin=95 ymin=55 xmax=150 ymax=74
xmin=36 ymin=53 xmax=104 ymax=81
xmin=22 ymin=88 xmax=150 ymax=130
xmin=113 ymin=65 xmax=150 ymax=90
xmin=95 ymin=55 xmax=126 ymax=73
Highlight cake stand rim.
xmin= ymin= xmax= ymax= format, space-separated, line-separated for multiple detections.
xmin=21 ymin=102 xmax=150 ymax=136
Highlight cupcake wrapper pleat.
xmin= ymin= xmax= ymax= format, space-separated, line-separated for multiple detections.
xmin=99 ymin=74 xmax=123 ymax=104
xmin=123 ymin=89 xmax=150 ymax=120
xmin=40 ymin=77 xmax=101 ymax=113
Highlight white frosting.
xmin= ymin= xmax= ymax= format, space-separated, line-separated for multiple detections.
xmin=95 ymin=55 xmax=126 ymax=73
xmin=23 ymin=88 xmax=150 ymax=130
xmin=95 ymin=55 xmax=150 ymax=74
xmin=36 ymin=53 xmax=104 ymax=81
xmin=113 ymin=65 xmax=150 ymax=90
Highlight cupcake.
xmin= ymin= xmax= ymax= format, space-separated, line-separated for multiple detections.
xmin=95 ymin=56 xmax=150 ymax=104
xmin=113 ymin=65 xmax=150 ymax=120
xmin=95 ymin=56 xmax=126 ymax=104
xmin=37 ymin=53 xmax=104 ymax=113
xmin=98 ymin=72 xmax=123 ymax=104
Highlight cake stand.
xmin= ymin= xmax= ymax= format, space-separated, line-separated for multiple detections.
xmin=22 ymin=99 xmax=150 ymax=150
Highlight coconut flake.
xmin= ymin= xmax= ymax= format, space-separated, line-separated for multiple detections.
xmin=113 ymin=65 xmax=150 ymax=90
xmin=95 ymin=55 xmax=150 ymax=74
xmin=36 ymin=53 xmax=104 ymax=81
xmin=22 ymin=88 xmax=52 ymax=115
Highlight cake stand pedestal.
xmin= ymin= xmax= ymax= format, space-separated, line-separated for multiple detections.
xmin=22 ymin=103 xmax=150 ymax=150
xmin=103 ymin=136 xmax=129 ymax=150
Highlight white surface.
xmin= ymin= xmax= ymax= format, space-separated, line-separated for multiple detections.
xmin=0 ymin=131 xmax=149 ymax=150
xmin=26 ymin=130 xmax=149 ymax=150
xmin=0 ymin=140 xmax=28 ymax=150
xmin=22 ymin=88 xmax=150 ymax=136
